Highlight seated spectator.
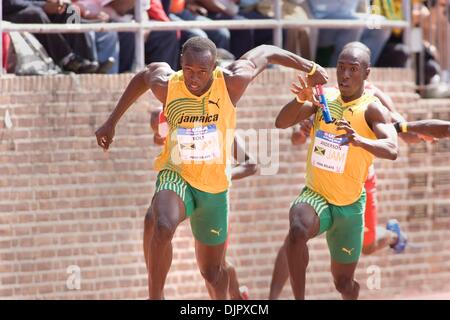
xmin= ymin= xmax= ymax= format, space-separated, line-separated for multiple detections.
xmin=166 ymin=0 xmax=231 ymax=53
xmin=422 ymin=0 xmax=449 ymax=81
xmin=307 ymin=0 xmax=391 ymax=67
xmin=203 ymin=0 xmax=273 ymax=59
xmin=372 ymin=0 xmax=410 ymax=68
xmin=146 ymin=0 xmax=180 ymax=69
xmin=2 ymin=33 xmax=10 ymax=73
xmin=256 ymin=0 xmax=315 ymax=60
xmin=107 ymin=0 xmax=179 ymax=72
xmin=71 ymin=0 xmax=120 ymax=73
xmin=3 ymin=0 xmax=98 ymax=73
xmin=416 ymin=0 xmax=450 ymax=98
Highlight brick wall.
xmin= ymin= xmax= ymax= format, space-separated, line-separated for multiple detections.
xmin=0 ymin=69 xmax=449 ymax=300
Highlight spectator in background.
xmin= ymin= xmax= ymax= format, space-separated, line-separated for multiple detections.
xmin=2 ymin=33 xmax=10 ymax=72
xmin=255 ymin=0 xmax=316 ymax=60
xmin=372 ymin=0 xmax=410 ymax=68
xmin=3 ymin=0 xmax=98 ymax=73
xmin=71 ymin=0 xmax=119 ymax=73
xmin=307 ymin=0 xmax=391 ymax=67
xmin=105 ymin=0 xmax=180 ymax=72
xmin=416 ymin=0 xmax=450 ymax=98
xmin=102 ymin=0 xmax=136 ymax=72
xmin=145 ymin=0 xmax=180 ymax=69
xmin=202 ymin=0 xmax=273 ymax=59
xmin=422 ymin=0 xmax=450 ymax=81
xmin=166 ymin=0 xmax=231 ymax=53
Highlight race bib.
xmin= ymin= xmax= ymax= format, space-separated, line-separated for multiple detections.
xmin=311 ymin=130 xmax=349 ymax=173
xmin=177 ymin=125 xmax=221 ymax=161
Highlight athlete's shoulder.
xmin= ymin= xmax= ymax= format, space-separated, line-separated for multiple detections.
xmin=222 ymin=60 xmax=254 ymax=79
xmin=147 ymin=62 xmax=174 ymax=76
xmin=365 ymin=98 xmax=391 ymax=123
xmin=145 ymin=62 xmax=175 ymax=86
xmin=364 ymin=93 xmax=383 ymax=108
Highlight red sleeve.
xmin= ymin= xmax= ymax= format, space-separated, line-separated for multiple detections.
xmin=148 ymin=0 xmax=170 ymax=21
xmin=2 ymin=33 xmax=10 ymax=70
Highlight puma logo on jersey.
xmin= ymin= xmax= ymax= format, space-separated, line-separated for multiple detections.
xmin=348 ymin=108 xmax=354 ymax=116
xmin=209 ymin=98 xmax=220 ymax=109
xmin=341 ymin=247 xmax=355 ymax=256
xmin=210 ymin=228 xmax=222 ymax=236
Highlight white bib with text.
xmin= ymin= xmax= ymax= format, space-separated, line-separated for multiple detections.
xmin=311 ymin=130 xmax=349 ymax=173
xmin=177 ymin=125 xmax=221 ymax=161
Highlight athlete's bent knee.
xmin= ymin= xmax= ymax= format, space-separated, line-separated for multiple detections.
xmin=288 ymin=223 xmax=309 ymax=245
xmin=153 ymin=214 xmax=176 ymax=243
xmin=201 ymin=265 xmax=222 ymax=285
xmin=334 ymin=276 xmax=358 ymax=295
xmin=144 ymin=206 xmax=154 ymax=226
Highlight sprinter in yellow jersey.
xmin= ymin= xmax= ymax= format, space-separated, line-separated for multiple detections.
xmin=275 ymin=45 xmax=398 ymax=300
xmin=95 ymin=36 xmax=328 ymax=300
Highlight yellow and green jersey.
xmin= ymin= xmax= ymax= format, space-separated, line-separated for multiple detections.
xmin=154 ymin=67 xmax=236 ymax=193
xmin=306 ymin=91 xmax=378 ymax=206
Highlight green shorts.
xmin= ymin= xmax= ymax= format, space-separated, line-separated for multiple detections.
xmin=154 ymin=170 xmax=229 ymax=246
xmin=292 ymin=187 xmax=366 ymax=264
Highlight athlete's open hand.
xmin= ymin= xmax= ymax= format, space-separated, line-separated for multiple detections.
xmin=291 ymin=75 xmax=321 ymax=106
xmin=95 ymin=121 xmax=115 ymax=151
xmin=336 ymin=119 xmax=362 ymax=146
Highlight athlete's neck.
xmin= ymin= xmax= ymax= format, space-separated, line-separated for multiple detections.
xmin=340 ymin=87 xmax=364 ymax=103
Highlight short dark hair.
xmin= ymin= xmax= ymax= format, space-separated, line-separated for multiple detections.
xmin=340 ymin=42 xmax=371 ymax=68
xmin=343 ymin=41 xmax=371 ymax=56
xmin=182 ymin=36 xmax=217 ymax=60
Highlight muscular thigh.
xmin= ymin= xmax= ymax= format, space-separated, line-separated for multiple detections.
xmin=326 ymin=191 xmax=366 ymax=264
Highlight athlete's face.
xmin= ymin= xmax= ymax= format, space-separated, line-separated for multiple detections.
xmin=181 ymin=49 xmax=216 ymax=96
xmin=336 ymin=50 xmax=370 ymax=101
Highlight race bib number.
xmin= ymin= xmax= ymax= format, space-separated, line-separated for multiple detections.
xmin=311 ymin=130 xmax=349 ymax=173
xmin=177 ymin=125 xmax=221 ymax=161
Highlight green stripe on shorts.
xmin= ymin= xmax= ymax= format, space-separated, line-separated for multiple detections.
xmin=292 ymin=187 xmax=329 ymax=216
xmin=155 ymin=170 xmax=188 ymax=203
xmin=291 ymin=186 xmax=366 ymax=264
xmin=154 ymin=169 xmax=229 ymax=245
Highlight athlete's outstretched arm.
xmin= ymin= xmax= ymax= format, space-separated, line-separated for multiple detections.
xmin=238 ymin=45 xmax=328 ymax=83
xmin=400 ymin=120 xmax=450 ymax=138
xmin=95 ymin=63 xmax=173 ymax=150
xmin=224 ymin=45 xmax=328 ymax=104
xmin=337 ymin=102 xmax=398 ymax=160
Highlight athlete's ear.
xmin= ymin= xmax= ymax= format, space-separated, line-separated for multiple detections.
xmin=365 ymin=67 xmax=371 ymax=80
